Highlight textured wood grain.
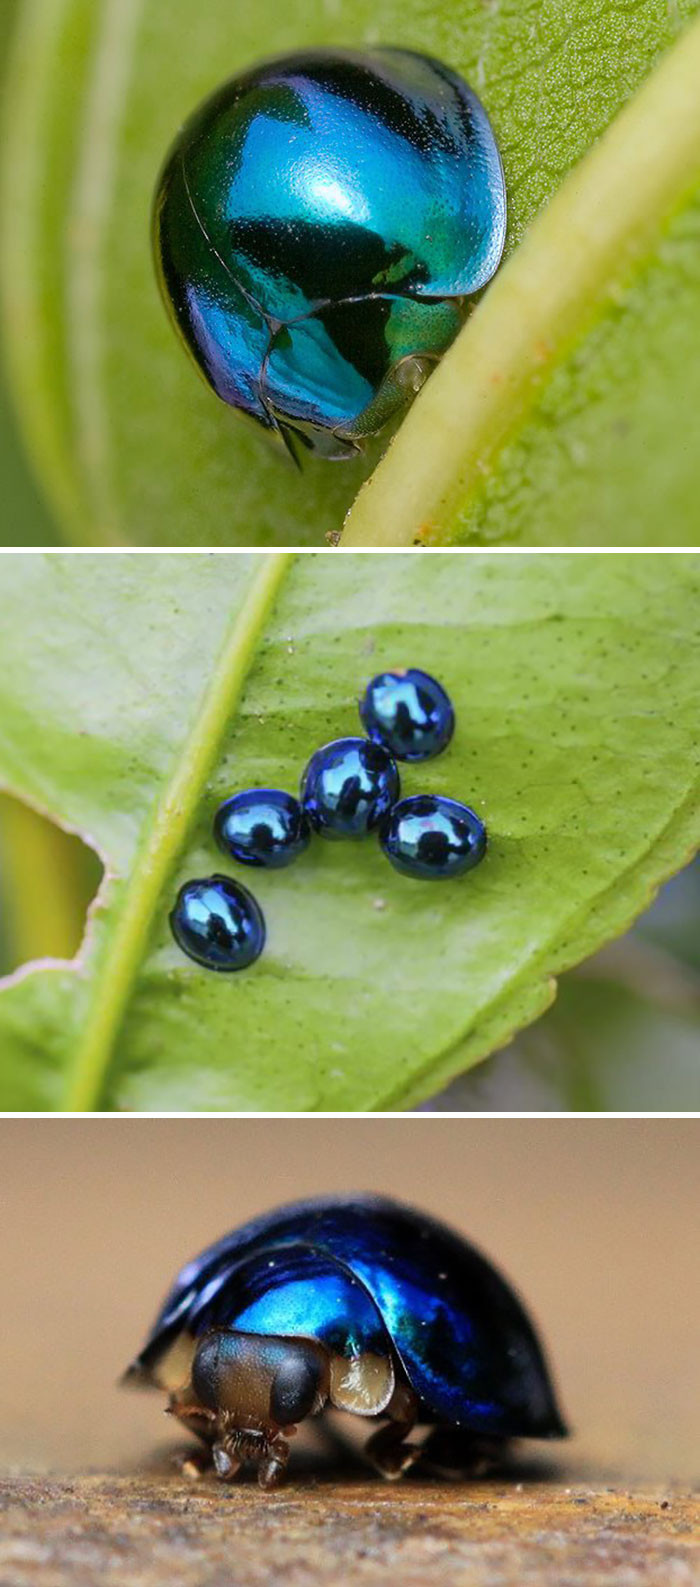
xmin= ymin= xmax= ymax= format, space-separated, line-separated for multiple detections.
xmin=1 ymin=1470 xmax=698 ymax=1587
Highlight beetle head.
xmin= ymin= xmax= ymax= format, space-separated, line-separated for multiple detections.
xmin=189 ymin=1329 xmax=330 ymax=1434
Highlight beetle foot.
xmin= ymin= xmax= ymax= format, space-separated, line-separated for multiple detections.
xmin=365 ymin=1421 xmax=421 ymax=1481
xmin=257 ymin=1435 xmax=290 ymax=1490
xmin=212 ymin=1442 xmax=243 ymax=1483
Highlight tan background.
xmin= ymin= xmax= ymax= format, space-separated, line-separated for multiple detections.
xmin=0 ymin=1117 xmax=698 ymax=1482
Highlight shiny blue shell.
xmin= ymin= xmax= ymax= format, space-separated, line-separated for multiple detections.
xmin=133 ymin=1195 xmax=565 ymax=1439
xmin=169 ymin=874 xmax=265 ymax=970
xmin=380 ymin=794 xmax=487 ymax=880
xmin=153 ymin=48 xmax=506 ymax=458
xmin=359 ymin=668 xmax=455 ymax=761
xmin=214 ymin=788 xmax=311 ymax=868
xmin=301 ymin=738 xmax=400 ymax=839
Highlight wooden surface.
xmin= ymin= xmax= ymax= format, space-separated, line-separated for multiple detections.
xmin=1 ymin=1467 xmax=698 ymax=1587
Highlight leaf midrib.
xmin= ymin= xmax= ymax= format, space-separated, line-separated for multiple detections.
xmin=341 ymin=13 xmax=700 ymax=547
xmin=60 ymin=552 xmax=292 ymax=1111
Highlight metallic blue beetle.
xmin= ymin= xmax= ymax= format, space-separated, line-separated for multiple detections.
xmin=153 ymin=48 xmax=506 ymax=460
xmin=360 ymin=668 xmax=455 ymax=761
xmin=301 ymin=737 xmax=400 ymax=838
xmin=169 ymin=874 xmax=266 ymax=970
xmin=381 ymin=794 xmax=487 ymax=880
xmin=215 ymin=788 xmax=311 ymax=869
xmin=124 ymin=1195 xmax=566 ymax=1487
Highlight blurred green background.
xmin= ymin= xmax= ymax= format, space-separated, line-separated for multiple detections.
xmin=0 ymin=354 xmax=57 ymax=543
xmin=1 ymin=1 xmax=57 ymax=546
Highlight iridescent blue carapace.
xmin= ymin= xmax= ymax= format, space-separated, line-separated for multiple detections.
xmin=380 ymin=794 xmax=486 ymax=879
xmin=360 ymin=668 xmax=455 ymax=760
xmin=215 ymin=788 xmax=311 ymax=868
xmin=124 ymin=1195 xmax=566 ymax=1489
xmin=153 ymin=48 xmax=507 ymax=459
xmin=301 ymin=737 xmax=400 ymax=837
xmin=170 ymin=874 xmax=265 ymax=970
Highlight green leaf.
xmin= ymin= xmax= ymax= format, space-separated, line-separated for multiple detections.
xmin=2 ymin=0 xmax=698 ymax=547
xmin=0 ymin=552 xmax=698 ymax=1111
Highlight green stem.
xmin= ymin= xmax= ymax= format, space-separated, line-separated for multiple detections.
xmin=61 ymin=552 xmax=292 ymax=1111
xmin=342 ymin=13 xmax=700 ymax=547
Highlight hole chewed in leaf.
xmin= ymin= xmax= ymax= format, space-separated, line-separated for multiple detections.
xmin=0 ymin=793 xmax=103 ymax=981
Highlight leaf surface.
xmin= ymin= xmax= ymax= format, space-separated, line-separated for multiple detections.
xmin=0 ymin=552 xmax=697 ymax=1111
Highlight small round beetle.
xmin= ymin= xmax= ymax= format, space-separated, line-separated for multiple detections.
xmin=301 ymin=737 xmax=400 ymax=838
xmin=360 ymin=669 xmax=455 ymax=761
xmin=153 ymin=48 xmax=506 ymax=460
xmin=380 ymin=794 xmax=487 ymax=880
xmin=170 ymin=875 xmax=265 ymax=970
xmin=215 ymin=789 xmax=311 ymax=869
xmin=124 ymin=1194 xmax=566 ymax=1488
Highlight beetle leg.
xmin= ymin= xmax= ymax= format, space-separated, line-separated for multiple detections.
xmin=419 ymin=1428 xmax=504 ymax=1479
xmin=166 ymin=1400 xmax=219 ymax=1478
xmin=176 ymin=1446 xmax=214 ymax=1480
xmin=365 ymin=1381 xmax=420 ymax=1480
xmin=365 ymin=1421 xmax=421 ymax=1479
xmin=167 ymin=1398 xmax=216 ymax=1424
xmin=255 ymin=333 xmax=304 ymax=470
xmin=276 ymin=420 xmax=308 ymax=470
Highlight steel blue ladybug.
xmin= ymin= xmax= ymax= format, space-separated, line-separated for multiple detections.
xmin=153 ymin=47 xmax=507 ymax=460
xmin=360 ymin=668 xmax=455 ymax=761
xmin=124 ymin=1194 xmax=567 ymax=1488
xmin=301 ymin=737 xmax=400 ymax=838
xmin=215 ymin=788 xmax=311 ymax=869
xmin=170 ymin=874 xmax=265 ymax=970
xmin=380 ymin=794 xmax=486 ymax=879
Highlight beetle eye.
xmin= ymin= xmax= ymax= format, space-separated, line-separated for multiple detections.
xmin=270 ymin=1349 xmax=323 ymax=1425
xmin=191 ymin=1332 xmax=225 ymax=1411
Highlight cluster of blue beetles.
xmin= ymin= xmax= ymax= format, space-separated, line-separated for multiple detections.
xmin=170 ymin=669 xmax=487 ymax=972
